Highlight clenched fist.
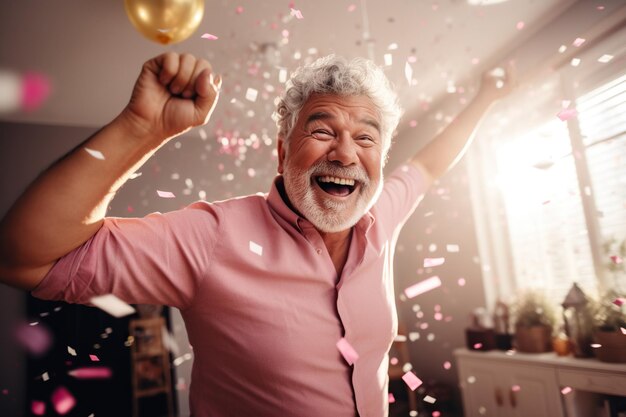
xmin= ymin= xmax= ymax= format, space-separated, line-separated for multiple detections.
xmin=120 ymin=52 xmax=221 ymax=142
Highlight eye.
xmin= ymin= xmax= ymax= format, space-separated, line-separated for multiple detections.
xmin=311 ymin=129 xmax=334 ymax=139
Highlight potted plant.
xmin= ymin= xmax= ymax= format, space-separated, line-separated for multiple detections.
xmin=591 ymin=290 xmax=626 ymax=363
xmin=511 ymin=289 xmax=557 ymax=353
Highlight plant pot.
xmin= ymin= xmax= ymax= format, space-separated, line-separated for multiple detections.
xmin=514 ymin=325 xmax=553 ymax=353
xmin=593 ymin=330 xmax=626 ymax=363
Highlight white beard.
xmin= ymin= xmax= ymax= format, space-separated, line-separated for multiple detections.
xmin=282 ymin=160 xmax=383 ymax=233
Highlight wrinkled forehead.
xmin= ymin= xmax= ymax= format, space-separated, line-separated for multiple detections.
xmin=299 ymin=93 xmax=382 ymax=131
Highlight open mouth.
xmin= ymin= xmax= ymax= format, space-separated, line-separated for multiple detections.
xmin=315 ymin=175 xmax=357 ymax=197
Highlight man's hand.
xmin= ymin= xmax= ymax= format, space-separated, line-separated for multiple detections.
xmin=476 ymin=62 xmax=517 ymax=104
xmin=120 ymin=52 xmax=221 ymax=141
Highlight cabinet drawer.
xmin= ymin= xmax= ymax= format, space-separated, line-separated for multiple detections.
xmin=558 ymin=369 xmax=626 ymax=396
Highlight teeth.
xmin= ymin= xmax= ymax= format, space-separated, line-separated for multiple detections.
xmin=318 ymin=176 xmax=355 ymax=186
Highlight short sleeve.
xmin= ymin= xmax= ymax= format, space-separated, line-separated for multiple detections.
xmin=374 ymin=162 xmax=432 ymax=234
xmin=30 ymin=201 xmax=221 ymax=310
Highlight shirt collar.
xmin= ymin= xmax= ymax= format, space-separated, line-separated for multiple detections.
xmin=266 ymin=175 xmax=375 ymax=234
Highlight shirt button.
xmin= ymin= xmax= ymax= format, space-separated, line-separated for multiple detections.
xmin=316 ymin=248 xmax=322 ymax=254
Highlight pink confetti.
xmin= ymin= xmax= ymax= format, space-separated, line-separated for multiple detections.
xmin=31 ymin=400 xmax=46 ymax=416
xmin=388 ymin=393 xmax=395 ymax=403
xmin=614 ymin=298 xmax=624 ymax=307
xmin=201 ymin=33 xmax=218 ymax=40
xmin=21 ymin=72 xmax=51 ymax=111
xmin=621 ymin=327 xmax=626 ymax=335
xmin=473 ymin=343 xmax=483 ymax=349
xmin=68 ymin=367 xmax=112 ymax=379
xmin=432 ymin=412 xmax=441 ymax=417
xmin=512 ymin=385 xmax=521 ymax=392
xmin=235 ymin=6 xmax=244 ymax=14
xmin=561 ymin=386 xmax=572 ymax=395
xmin=458 ymin=277 xmax=466 ymax=286
xmin=443 ymin=361 xmax=451 ymax=370
xmin=404 ymin=276 xmax=442 ymax=298
xmin=14 ymin=322 xmax=53 ymax=356
xmin=572 ymin=38 xmax=586 ymax=47
xmin=157 ymin=190 xmax=176 ymax=198
xmin=290 ymin=8 xmax=303 ymax=19
xmin=347 ymin=4 xmax=357 ymax=12
xmin=51 ymin=386 xmax=76 ymax=415
xmin=516 ymin=21 xmax=525 ymax=30
xmin=402 ymin=371 xmax=423 ymax=391
xmin=336 ymin=337 xmax=359 ymax=365
xmin=89 ymin=354 xmax=99 ymax=362
xmin=424 ymin=257 xmax=445 ymax=268
xmin=610 ymin=255 xmax=623 ymax=265
xmin=557 ymin=108 xmax=577 ymax=121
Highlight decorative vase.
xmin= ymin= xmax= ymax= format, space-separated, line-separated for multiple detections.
xmin=514 ymin=325 xmax=553 ymax=353
xmin=593 ymin=330 xmax=626 ymax=363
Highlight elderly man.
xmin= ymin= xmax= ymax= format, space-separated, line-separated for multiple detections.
xmin=0 ymin=53 xmax=512 ymax=416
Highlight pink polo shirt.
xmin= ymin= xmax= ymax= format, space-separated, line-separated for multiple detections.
xmin=32 ymin=163 xmax=429 ymax=417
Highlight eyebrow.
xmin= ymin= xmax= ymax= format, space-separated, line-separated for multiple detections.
xmin=304 ymin=112 xmax=381 ymax=134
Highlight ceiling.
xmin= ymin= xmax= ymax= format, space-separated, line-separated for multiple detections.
xmin=0 ymin=0 xmax=574 ymax=133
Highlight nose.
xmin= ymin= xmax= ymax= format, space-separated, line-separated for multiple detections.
xmin=327 ymin=132 xmax=358 ymax=166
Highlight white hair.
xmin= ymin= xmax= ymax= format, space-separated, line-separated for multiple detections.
xmin=273 ymin=55 xmax=402 ymax=154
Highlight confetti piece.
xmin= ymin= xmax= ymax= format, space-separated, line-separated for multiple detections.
xmin=473 ymin=343 xmax=483 ymax=349
xmin=84 ymin=147 xmax=105 ymax=160
xmin=347 ymin=4 xmax=357 ymax=12
xmin=290 ymin=8 xmax=303 ymax=19
xmin=68 ymin=367 xmax=112 ymax=379
xmin=516 ymin=21 xmax=525 ymax=30
xmin=245 ymin=87 xmax=258 ymax=102
xmin=614 ymin=298 xmax=624 ymax=307
xmin=402 ymin=371 xmax=423 ymax=391
xmin=90 ymin=294 xmax=136 ymax=318
xmin=443 ymin=361 xmax=451 ymax=370
xmin=424 ymin=395 xmax=436 ymax=404
xmin=31 ymin=400 xmax=46 ymax=416
xmin=557 ymin=108 xmax=577 ymax=121
xmin=610 ymin=256 xmax=623 ymax=265
xmin=458 ymin=278 xmax=466 ymax=286
xmin=201 ymin=33 xmax=218 ymax=40
xmin=511 ymin=385 xmax=521 ymax=392
xmin=51 ymin=386 xmax=76 ymax=415
xmin=249 ymin=241 xmax=263 ymax=256
xmin=388 ymin=393 xmax=395 ymax=403
xmin=157 ymin=190 xmax=176 ymax=198
xmin=336 ymin=337 xmax=359 ymax=365
xmin=14 ymin=322 xmax=53 ymax=356
xmin=235 ymin=6 xmax=244 ymax=14
xmin=621 ymin=327 xmax=626 ymax=335
xmin=446 ymin=244 xmax=459 ymax=252
xmin=22 ymin=72 xmax=51 ymax=111
xmin=404 ymin=62 xmax=413 ymax=85
xmin=67 ymin=346 xmax=77 ymax=356
xmin=89 ymin=354 xmax=99 ymax=362
xmin=424 ymin=257 xmax=445 ymax=268
xmin=41 ymin=372 xmax=50 ymax=382
xmin=404 ymin=276 xmax=442 ymax=298
xmin=571 ymin=58 xmax=581 ymax=67
xmin=598 ymin=54 xmax=614 ymax=63
xmin=558 ymin=45 xmax=567 ymax=53
xmin=279 ymin=68 xmax=288 ymax=83
xmin=572 ymin=38 xmax=586 ymax=47
xmin=561 ymin=386 xmax=572 ymax=395
xmin=384 ymin=54 xmax=392 ymax=66
xmin=390 ymin=357 xmax=399 ymax=365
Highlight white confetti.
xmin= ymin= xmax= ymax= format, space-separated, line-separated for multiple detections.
xmin=384 ymin=54 xmax=392 ymax=66
xmin=249 ymin=241 xmax=263 ymax=256
xmin=42 ymin=372 xmax=50 ymax=381
xmin=597 ymin=54 xmax=613 ymax=63
xmin=424 ymin=395 xmax=436 ymax=404
xmin=404 ymin=62 xmax=413 ymax=85
xmin=84 ymin=148 xmax=105 ymax=160
xmin=67 ymin=346 xmax=77 ymax=356
xmin=245 ymin=88 xmax=258 ymax=102
xmin=279 ymin=68 xmax=288 ymax=83
xmin=446 ymin=244 xmax=459 ymax=252
xmin=90 ymin=294 xmax=136 ymax=318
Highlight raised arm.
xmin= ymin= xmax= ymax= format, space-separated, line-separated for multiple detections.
xmin=410 ymin=65 xmax=515 ymax=180
xmin=0 ymin=52 xmax=221 ymax=290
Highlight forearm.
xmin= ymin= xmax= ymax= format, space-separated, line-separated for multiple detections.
xmin=410 ymin=92 xmax=496 ymax=179
xmin=0 ymin=114 xmax=165 ymax=289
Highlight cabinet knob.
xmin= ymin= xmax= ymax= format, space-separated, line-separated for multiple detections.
xmin=495 ymin=387 xmax=504 ymax=406
xmin=509 ymin=388 xmax=517 ymax=408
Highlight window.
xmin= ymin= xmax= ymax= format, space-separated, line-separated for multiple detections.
xmin=468 ymin=26 xmax=626 ymax=307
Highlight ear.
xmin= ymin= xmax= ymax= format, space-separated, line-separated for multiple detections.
xmin=277 ymin=136 xmax=286 ymax=174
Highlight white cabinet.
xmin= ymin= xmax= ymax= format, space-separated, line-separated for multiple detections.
xmin=457 ymin=351 xmax=563 ymax=417
xmin=455 ymin=349 xmax=626 ymax=417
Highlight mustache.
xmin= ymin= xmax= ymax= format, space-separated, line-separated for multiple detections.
xmin=308 ymin=160 xmax=370 ymax=185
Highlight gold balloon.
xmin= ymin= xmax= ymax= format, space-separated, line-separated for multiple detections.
xmin=124 ymin=0 xmax=205 ymax=45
